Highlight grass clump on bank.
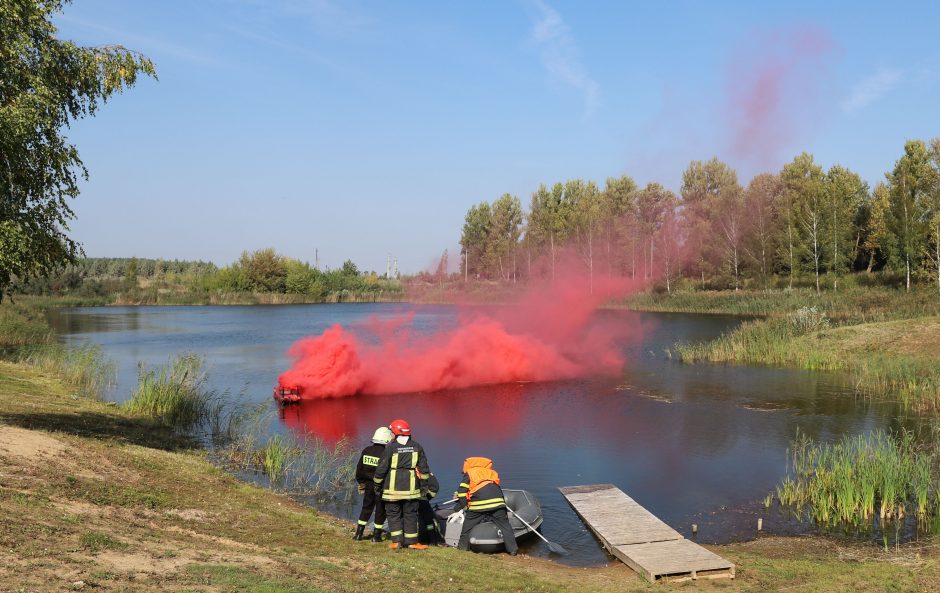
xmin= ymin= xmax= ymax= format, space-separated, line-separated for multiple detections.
xmin=771 ymin=430 xmax=940 ymax=546
xmin=124 ymin=354 xmax=213 ymax=430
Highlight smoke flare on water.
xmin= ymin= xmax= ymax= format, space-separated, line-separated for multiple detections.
xmin=278 ymin=273 xmax=645 ymax=398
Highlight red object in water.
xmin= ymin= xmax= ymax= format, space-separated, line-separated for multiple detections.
xmin=273 ymin=385 xmax=302 ymax=404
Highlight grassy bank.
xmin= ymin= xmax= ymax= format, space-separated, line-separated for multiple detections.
xmin=1 ymin=362 xmax=939 ymax=592
xmin=626 ymin=286 xmax=940 ymax=322
xmin=677 ymin=313 xmax=940 ymax=411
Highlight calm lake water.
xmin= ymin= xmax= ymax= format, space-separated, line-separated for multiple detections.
xmin=47 ymin=304 xmax=921 ymax=566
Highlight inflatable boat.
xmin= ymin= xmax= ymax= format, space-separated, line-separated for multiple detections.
xmin=435 ymin=489 xmax=543 ymax=553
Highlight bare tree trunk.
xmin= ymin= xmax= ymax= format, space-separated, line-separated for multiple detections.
xmin=550 ymin=233 xmax=556 ymax=283
xmin=936 ymin=224 xmax=940 ymax=297
xmin=631 ymin=240 xmax=636 ymax=280
xmin=906 ymin=256 xmax=911 ymax=292
xmin=588 ymin=229 xmax=594 ymax=295
xmin=788 ymin=218 xmax=795 ymax=290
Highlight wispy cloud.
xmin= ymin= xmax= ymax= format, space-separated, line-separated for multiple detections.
xmin=527 ymin=0 xmax=599 ymax=119
xmin=56 ymin=13 xmax=220 ymax=66
xmin=841 ymin=67 xmax=903 ymax=114
xmin=218 ymin=0 xmax=370 ymax=38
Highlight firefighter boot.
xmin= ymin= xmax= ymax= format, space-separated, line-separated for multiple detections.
xmin=353 ymin=525 xmax=365 ymax=541
xmin=371 ymin=528 xmax=384 ymax=542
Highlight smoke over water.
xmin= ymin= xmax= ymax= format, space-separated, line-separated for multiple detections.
xmin=278 ymin=271 xmax=644 ymax=398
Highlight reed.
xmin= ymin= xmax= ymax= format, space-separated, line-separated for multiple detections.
xmin=771 ymin=429 xmax=939 ymax=536
xmin=123 ymin=354 xmax=214 ymax=430
xmin=20 ymin=343 xmax=115 ymax=399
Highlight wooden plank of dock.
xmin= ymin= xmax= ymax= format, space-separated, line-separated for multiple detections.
xmin=559 ymin=484 xmax=735 ymax=583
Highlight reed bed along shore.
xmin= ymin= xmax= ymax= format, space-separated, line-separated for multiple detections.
xmin=770 ymin=430 xmax=940 ymax=547
xmin=676 ymin=306 xmax=940 ymax=412
xmin=627 ymin=286 xmax=940 ymax=322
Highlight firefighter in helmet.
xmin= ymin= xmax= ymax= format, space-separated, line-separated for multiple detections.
xmin=372 ymin=418 xmax=432 ymax=550
xmin=353 ymin=426 xmax=394 ymax=541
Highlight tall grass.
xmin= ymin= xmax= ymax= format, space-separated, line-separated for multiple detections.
xmin=124 ymin=354 xmax=214 ymax=430
xmin=20 ymin=343 xmax=115 ymax=400
xmin=0 ymin=302 xmax=53 ymax=348
xmin=772 ymin=430 xmax=940 ymax=544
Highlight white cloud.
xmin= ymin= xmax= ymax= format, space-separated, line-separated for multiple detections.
xmin=528 ymin=0 xmax=600 ymax=119
xmin=841 ymin=67 xmax=903 ymax=114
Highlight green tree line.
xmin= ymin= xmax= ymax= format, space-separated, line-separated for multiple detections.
xmin=459 ymin=139 xmax=940 ymax=294
xmin=12 ymin=249 xmax=401 ymax=300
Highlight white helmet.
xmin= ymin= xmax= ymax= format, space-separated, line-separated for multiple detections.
xmin=371 ymin=426 xmax=394 ymax=444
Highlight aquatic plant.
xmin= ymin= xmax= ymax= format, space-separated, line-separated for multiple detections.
xmin=124 ymin=353 xmax=213 ymax=430
xmin=261 ymin=434 xmax=299 ymax=485
xmin=775 ymin=429 xmax=939 ymax=539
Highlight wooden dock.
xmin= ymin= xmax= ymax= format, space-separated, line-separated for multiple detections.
xmin=559 ymin=484 xmax=734 ymax=583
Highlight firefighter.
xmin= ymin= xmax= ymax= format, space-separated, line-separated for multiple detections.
xmin=353 ymin=426 xmax=394 ymax=541
xmin=372 ymin=418 xmax=432 ymax=550
xmin=417 ymin=472 xmax=442 ymax=544
xmin=454 ymin=457 xmax=518 ymax=555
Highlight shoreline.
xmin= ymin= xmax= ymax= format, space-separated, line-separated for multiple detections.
xmin=2 ymin=360 xmax=938 ymax=591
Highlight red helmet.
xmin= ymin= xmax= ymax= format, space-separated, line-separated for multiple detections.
xmin=389 ymin=418 xmax=411 ymax=436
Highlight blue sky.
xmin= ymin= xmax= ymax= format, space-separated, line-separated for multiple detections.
xmin=57 ymin=0 xmax=940 ymax=273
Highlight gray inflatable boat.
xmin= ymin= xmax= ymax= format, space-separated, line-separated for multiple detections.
xmin=435 ymin=489 xmax=543 ymax=553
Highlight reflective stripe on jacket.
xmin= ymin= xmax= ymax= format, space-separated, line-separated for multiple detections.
xmin=372 ymin=438 xmax=430 ymax=501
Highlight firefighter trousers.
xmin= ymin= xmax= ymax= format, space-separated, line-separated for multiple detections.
xmin=357 ymin=487 xmax=386 ymax=531
xmin=457 ymin=507 xmax=518 ymax=554
xmin=417 ymin=499 xmax=440 ymax=543
xmin=385 ymin=499 xmax=419 ymax=545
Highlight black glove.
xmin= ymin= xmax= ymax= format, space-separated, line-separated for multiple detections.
xmin=420 ymin=486 xmax=429 ymax=499
xmin=374 ymin=482 xmax=383 ymax=495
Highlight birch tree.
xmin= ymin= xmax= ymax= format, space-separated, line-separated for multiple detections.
xmin=742 ymin=173 xmax=783 ymax=290
xmin=886 ymin=140 xmax=933 ymax=291
xmin=824 ymin=165 xmax=868 ymax=289
xmin=1 ymin=0 xmax=156 ymax=299
xmin=782 ymin=153 xmax=826 ymax=293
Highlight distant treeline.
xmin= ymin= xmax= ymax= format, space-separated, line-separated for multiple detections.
xmin=459 ymin=139 xmax=940 ymax=293
xmin=12 ymin=249 xmax=402 ymax=303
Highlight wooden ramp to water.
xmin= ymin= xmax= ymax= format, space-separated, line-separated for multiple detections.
xmin=559 ymin=484 xmax=735 ymax=583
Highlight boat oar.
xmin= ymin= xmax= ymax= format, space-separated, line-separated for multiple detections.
xmin=507 ymin=507 xmax=568 ymax=555
xmin=432 ymin=498 xmax=458 ymax=509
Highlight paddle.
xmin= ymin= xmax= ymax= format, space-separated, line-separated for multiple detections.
xmin=432 ymin=498 xmax=458 ymax=509
xmin=507 ymin=507 xmax=568 ymax=555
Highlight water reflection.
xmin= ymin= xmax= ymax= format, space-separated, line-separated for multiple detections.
xmin=48 ymin=303 xmax=927 ymax=565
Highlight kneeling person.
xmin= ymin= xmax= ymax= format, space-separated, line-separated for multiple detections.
xmin=454 ymin=457 xmax=517 ymax=555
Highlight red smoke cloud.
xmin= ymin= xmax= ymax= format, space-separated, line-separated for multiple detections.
xmin=726 ymin=25 xmax=836 ymax=169
xmin=278 ymin=268 xmax=644 ymax=398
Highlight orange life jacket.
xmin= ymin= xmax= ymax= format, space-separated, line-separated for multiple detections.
xmin=463 ymin=456 xmax=500 ymax=499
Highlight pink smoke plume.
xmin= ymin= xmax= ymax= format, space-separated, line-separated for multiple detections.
xmin=726 ymin=25 xmax=836 ymax=169
xmin=278 ymin=270 xmax=645 ymax=398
